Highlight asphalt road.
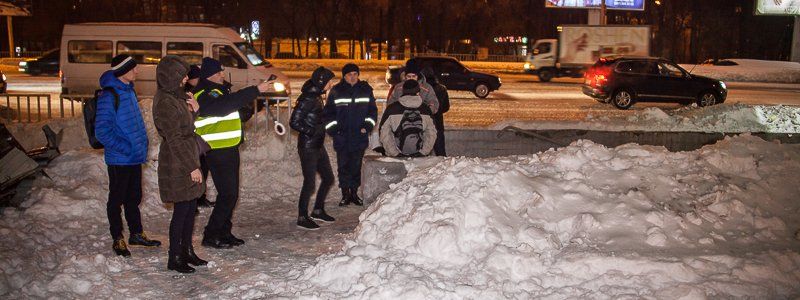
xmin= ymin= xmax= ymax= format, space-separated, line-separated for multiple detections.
xmin=5 ymin=72 xmax=800 ymax=127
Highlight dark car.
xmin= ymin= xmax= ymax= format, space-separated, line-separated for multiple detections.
xmin=19 ymin=49 xmax=60 ymax=76
xmin=386 ymin=56 xmax=502 ymax=98
xmin=582 ymin=57 xmax=727 ymax=109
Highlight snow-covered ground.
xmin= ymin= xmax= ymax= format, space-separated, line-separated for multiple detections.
xmin=681 ymin=59 xmax=800 ymax=84
xmin=494 ymin=104 xmax=800 ymax=133
xmin=2 ymin=101 xmax=799 ymax=298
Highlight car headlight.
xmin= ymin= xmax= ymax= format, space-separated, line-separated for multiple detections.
xmin=2 ymin=73 xmax=6 ymax=81
xmin=19 ymin=61 xmax=27 ymax=67
xmin=524 ymin=62 xmax=531 ymax=70
xmin=719 ymin=81 xmax=726 ymax=90
xmin=498 ymin=77 xmax=502 ymax=84
xmin=273 ymin=82 xmax=286 ymax=92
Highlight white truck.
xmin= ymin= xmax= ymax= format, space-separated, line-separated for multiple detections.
xmin=524 ymin=25 xmax=651 ymax=82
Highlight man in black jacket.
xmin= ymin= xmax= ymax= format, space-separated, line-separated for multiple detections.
xmin=421 ymin=67 xmax=450 ymax=156
xmin=322 ymin=63 xmax=378 ymax=207
xmin=290 ymin=67 xmax=336 ymax=230
xmin=193 ymin=57 xmax=272 ymax=248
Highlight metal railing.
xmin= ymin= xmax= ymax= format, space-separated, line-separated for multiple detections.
xmin=0 ymin=51 xmax=46 ymax=58
xmin=1 ymin=94 xmax=91 ymax=123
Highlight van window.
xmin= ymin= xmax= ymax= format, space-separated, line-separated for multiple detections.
xmin=167 ymin=42 xmax=203 ymax=65
xmin=117 ymin=41 xmax=162 ymax=64
xmin=534 ymin=43 xmax=551 ymax=55
xmin=68 ymin=40 xmax=113 ymax=64
xmin=235 ymin=42 xmax=270 ymax=67
xmin=212 ymin=44 xmax=246 ymax=69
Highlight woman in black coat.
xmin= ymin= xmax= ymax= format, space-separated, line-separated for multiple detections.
xmin=290 ymin=67 xmax=336 ymax=230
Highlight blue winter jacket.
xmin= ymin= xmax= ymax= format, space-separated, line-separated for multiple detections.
xmin=94 ymin=70 xmax=149 ymax=165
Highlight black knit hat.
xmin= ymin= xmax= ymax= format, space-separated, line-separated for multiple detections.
xmin=402 ymin=79 xmax=420 ymax=96
xmin=200 ymin=57 xmax=224 ymax=79
xmin=342 ymin=63 xmax=360 ymax=76
xmin=311 ymin=66 xmax=335 ymax=89
xmin=188 ymin=65 xmax=201 ymax=80
xmin=111 ymin=54 xmax=137 ymax=77
xmin=404 ymin=61 xmax=421 ymax=76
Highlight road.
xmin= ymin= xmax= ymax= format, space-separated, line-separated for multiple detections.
xmin=4 ymin=72 xmax=800 ymax=127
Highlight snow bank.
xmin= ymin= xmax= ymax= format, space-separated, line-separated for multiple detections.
xmin=681 ymin=59 xmax=800 ymax=83
xmin=494 ymin=104 xmax=800 ymax=133
xmin=286 ymin=135 xmax=800 ymax=298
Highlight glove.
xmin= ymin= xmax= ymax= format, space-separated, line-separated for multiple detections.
xmin=363 ymin=122 xmax=375 ymax=133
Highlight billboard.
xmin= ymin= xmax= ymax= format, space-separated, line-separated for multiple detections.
xmin=755 ymin=0 xmax=800 ymax=16
xmin=546 ymin=0 xmax=645 ymax=11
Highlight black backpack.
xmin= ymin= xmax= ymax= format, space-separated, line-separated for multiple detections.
xmin=394 ymin=108 xmax=424 ymax=155
xmin=83 ymin=87 xmax=119 ymax=149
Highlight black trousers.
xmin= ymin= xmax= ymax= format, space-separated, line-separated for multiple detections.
xmin=199 ymin=155 xmax=209 ymax=199
xmin=433 ymin=114 xmax=446 ymax=156
xmin=106 ymin=164 xmax=143 ymax=240
xmin=203 ymin=147 xmax=240 ymax=239
xmin=298 ymin=147 xmax=335 ymax=217
xmin=169 ymin=199 xmax=197 ymax=256
xmin=335 ymin=148 xmax=365 ymax=189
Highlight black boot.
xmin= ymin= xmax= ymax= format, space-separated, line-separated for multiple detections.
xmin=201 ymin=235 xmax=234 ymax=249
xmin=297 ymin=215 xmax=320 ymax=230
xmin=223 ymin=233 xmax=245 ymax=246
xmin=338 ymin=188 xmax=351 ymax=207
xmin=167 ymin=253 xmax=196 ymax=274
xmin=349 ymin=188 xmax=364 ymax=206
xmin=184 ymin=245 xmax=208 ymax=266
xmin=129 ymin=232 xmax=162 ymax=247
xmin=310 ymin=209 xmax=335 ymax=222
xmin=197 ymin=194 xmax=215 ymax=207
xmin=112 ymin=238 xmax=131 ymax=257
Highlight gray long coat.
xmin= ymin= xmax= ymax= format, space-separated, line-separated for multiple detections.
xmin=152 ymin=55 xmax=204 ymax=203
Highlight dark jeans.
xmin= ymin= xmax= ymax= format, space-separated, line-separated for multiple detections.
xmin=298 ymin=147 xmax=335 ymax=217
xmin=106 ymin=164 xmax=143 ymax=240
xmin=433 ymin=114 xmax=446 ymax=156
xmin=169 ymin=199 xmax=197 ymax=256
xmin=203 ymin=147 xmax=240 ymax=239
xmin=335 ymin=148 xmax=365 ymax=189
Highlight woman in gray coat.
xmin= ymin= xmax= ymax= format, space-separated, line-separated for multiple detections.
xmin=153 ymin=55 xmax=206 ymax=274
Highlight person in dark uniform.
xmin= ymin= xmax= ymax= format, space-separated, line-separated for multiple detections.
xmin=193 ymin=57 xmax=272 ymax=249
xmin=322 ymin=63 xmax=378 ymax=207
xmin=290 ymin=67 xmax=337 ymax=230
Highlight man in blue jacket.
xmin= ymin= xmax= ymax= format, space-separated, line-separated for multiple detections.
xmin=323 ymin=63 xmax=378 ymax=207
xmin=95 ymin=54 xmax=161 ymax=257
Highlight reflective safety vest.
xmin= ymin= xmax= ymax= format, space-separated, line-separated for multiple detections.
xmin=193 ymin=89 xmax=243 ymax=149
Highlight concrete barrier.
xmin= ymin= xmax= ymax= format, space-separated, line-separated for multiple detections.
xmin=361 ymin=129 xmax=800 ymax=203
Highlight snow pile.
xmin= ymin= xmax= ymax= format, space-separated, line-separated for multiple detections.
xmin=286 ymin=135 xmax=800 ymax=298
xmin=682 ymin=59 xmax=800 ymax=83
xmin=495 ymin=104 xmax=800 ymax=133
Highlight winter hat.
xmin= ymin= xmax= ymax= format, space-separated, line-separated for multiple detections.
xmin=402 ymin=79 xmax=420 ymax=96
xmin=110 ymin=54 xmax=137 ymax=77
xmin=404 ymin=61 xmax=421 ymax=76
xmin=188 ymin=65 xmax=201 ymax=80
xmin=342 ymin=63 xmax=360 ymax=76
xmin=200 ymin=57 xmax=224 ymax=79
xmin=311 ymin=66 xmax=335 ymax=89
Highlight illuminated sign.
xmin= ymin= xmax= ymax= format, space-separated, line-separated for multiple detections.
xmin=755 ymin=0 xmax=800 ymax=16
xmin=545 ymin=0 xmax=645 ymax=11
xmin=493 ymin=36 xmax=528 ymax=43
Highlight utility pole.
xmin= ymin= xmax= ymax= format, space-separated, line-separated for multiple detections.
xmin=600 ymin=1 xmax=607 ymax=25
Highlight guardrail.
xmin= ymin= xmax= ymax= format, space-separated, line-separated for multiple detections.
xmin=1 ymin=94 xmax=90 ymax=123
